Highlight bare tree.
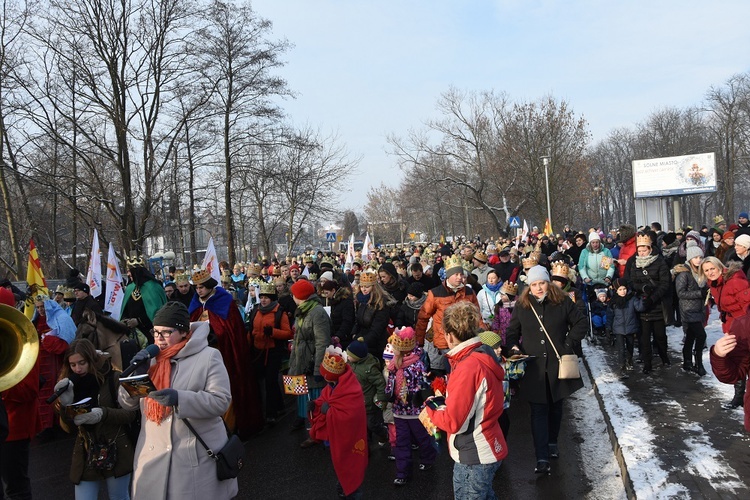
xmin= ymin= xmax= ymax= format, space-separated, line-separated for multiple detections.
xmin=195 ymin=0 xmax=291 ymax=264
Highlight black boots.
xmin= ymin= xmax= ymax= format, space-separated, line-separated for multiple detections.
xmin=723 ymin=379 xmax=746 ymax=409
xmin=692 ymin=351 xmax=706 ymax=376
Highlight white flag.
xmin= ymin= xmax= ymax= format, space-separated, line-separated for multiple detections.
xmin=519 ymin=219 xmax=529 ymax=248
xmin=103 ymin=244 xmax=125 ymax=320
xmin=201 ymin=237 xmax=222 ymax=284
xmin=86 ymin=229 xmax=102 ymax=298
xmin=362 ymin=233 xmax=372 ymax=263
xmin=346 ymin=233 xmax=356 ymax=265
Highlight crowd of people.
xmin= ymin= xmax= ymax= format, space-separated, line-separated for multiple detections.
xmin=2 ymin=212 xmax=750 ymax=499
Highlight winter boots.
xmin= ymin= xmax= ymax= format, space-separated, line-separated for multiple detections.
xmin=723 ymin=379 xmax=746 ymax=409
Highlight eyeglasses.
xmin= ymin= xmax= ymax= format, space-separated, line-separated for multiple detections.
xmin=153 ymin=329 xmax=176 ymax=339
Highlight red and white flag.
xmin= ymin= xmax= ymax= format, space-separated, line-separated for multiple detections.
xmin=201 ymin=237 xmax=222 ymax=284
xmin=103 ymin=243 xmax=125 ymax=320
xmin=86 ymin=229 xmax=102 ymax=298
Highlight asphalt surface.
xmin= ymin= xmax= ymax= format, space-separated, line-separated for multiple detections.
xmin=27 ymin=394 xmax=595 ymax=499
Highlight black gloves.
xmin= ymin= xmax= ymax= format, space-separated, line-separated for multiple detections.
xmin=263 ymin=325 xmax=273 ymax=337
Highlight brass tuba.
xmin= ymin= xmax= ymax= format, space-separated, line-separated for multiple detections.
xmin=0 ymin=304 xmax=40 ymax=392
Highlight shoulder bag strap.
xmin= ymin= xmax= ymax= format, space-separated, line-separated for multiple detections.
xmin=529 ymin=304 xmax=562 ymax=362
xmin=183 ymin=418 xmax=231 ymax=460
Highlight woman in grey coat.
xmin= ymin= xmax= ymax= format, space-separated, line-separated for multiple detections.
xmin=674 ymin=246 xmax=708 ymax=375
xmin=287 ymin=279 xmax=331 ymax=443
xmin=119 ymin=302 xmax=237 ymax=500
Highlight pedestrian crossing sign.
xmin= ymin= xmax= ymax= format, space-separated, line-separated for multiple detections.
xmin=508 ymin=217 xmax=521 ymax=228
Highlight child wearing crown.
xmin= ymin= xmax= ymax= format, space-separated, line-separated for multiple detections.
xmin=385 ymin=327 xmax=437 ymax=486
xmin=308 ymin=346 xmax=368 ymax=499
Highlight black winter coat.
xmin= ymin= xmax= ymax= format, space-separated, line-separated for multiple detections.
xmin=606 ymin=294 xmax=640 ymax=335
xmin=505 ymin=296 xmax=587 ymax=404
xmin=353 ymin=301 xmax=392 ymax=357
xmin=625 ymin=250 xmax=670 ymax=322
xmin=673 ymin=265 xmax=707 ymax=324
xmin=727 ymin=250 xmax=750 ymax=280
xmin=328 ymin=287 xmax=355 ymax=345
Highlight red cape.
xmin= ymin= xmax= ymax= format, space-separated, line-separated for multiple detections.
xmin=191 ymin=303 xmax=263 ymax=438
xmin=309 ymin=368 xmax=368 ymax=496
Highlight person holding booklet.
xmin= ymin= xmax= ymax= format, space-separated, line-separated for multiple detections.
xmin=118 ymin=301 xmax=238 ymax=499
xmin=54 ymin=338 xmax=138 ymax=500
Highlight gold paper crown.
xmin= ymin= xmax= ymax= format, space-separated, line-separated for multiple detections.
xmin=551 ymin=261 xmax=570 ymax=278
xmin=388 ymin=327 xmax=417 ymax=353
xmin=320 ymin=256 xmax=336 ymax=268
xmin=713 ymin=215 xmax=725 ymax=225
xmin=359 ymin=270 xmax=378 ymax=286
xmin=501 ymin=281 xmax=518 ymax=296
xmin=258 ymin=282 xmax=276 ymax=295
xmin=304 ymin=255 xmax=314 ymax=263
xmin=247 ymin=277 xmax=263 ymax=287
xmin=126 ymin=254 xmax=145 ymax=267
xmin=308 ymin=273 xmax=318 ymax=281
xmin=321 ymin=346 xmax=347 ymax=374
xmin=636 ymin=234 xmax=653 ymax=247
xmin=273 ymin=276 xmax=286 ymax=286
xmin=34 ymin=293 xmax=50 ymax=304
xmin=443 ymin=254 xmax=463 ymax=272
xmin=54 ymin=284 xmax=68 ymax=295
xmin=461 ymin=260 xmax=473 ymax=273
xmin=522 ymin=253 xmax=539 ymax=269
xmin=473 ymin=251 xmax=488 ymax=263
xmin=174 ymin=273 xmax=191 ymax=283
xmin=191 ymin=268 xmax=212 ymax=285
xmin=271 ymin=267 xmax=281 ymax=276
xmin=221 ymin=269 xmax=231 ymax=277
xmin=247 ymin=263 xmax=262 ymax=276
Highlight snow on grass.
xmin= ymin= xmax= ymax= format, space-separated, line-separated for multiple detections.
xmin=569 ymin=366 xmax=627 ymax=500
xmin=582 ymin=340 xmax=689 ymax=499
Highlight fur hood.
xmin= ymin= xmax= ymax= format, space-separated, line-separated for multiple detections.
xmin=724 ymin=261 xmax=745 ymax=281
xmin=331 ymin=285 xmax=352 ymax=304
xmin=619 ymin=224 xmax=636 ymax=243
xmin=672 ymin=263 xmax=690 ymax=274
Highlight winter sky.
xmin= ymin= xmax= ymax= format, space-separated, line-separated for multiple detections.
xmin=252 ymin=0 xmax=750 ymax=213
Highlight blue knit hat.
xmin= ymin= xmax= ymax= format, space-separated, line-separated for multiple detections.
xmin=346 ymin=337 xmax=368 ymax=362
xmin=739 ymin=212 xmax=749 ymax=220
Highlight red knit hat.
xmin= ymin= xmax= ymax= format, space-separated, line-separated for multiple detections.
xmin=290 ymin=279 xmax=316 ymax=301
xmin=723 ymin=231 xmax=735 ymax=241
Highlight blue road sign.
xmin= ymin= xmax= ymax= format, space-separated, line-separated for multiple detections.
xmin=325 ymin=232 xmax=336 ymax=242
xmin=508 ymin=217 xmax=521 ymax=229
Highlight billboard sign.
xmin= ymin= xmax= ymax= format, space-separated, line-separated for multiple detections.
xmin=632 ymin=152 xmax=716 ymax=198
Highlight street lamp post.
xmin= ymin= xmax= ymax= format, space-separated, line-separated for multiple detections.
xmin=593 ymin=186 xmax=605 ymax=231
xmin=540 ymin=155 xmax=552 ymax=232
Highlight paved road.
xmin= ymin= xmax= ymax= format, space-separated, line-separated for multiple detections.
xmin=28 ymin=394 xmax=598 ymax=499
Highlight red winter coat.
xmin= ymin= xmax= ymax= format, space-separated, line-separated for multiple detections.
xmin=710 ymin=313 xmax=750 ymax=431
xmin=616 ymin=236 xmax=637 ymax=278
xmin=1 ymin=359 xmax=42 ymax=441
xmin=708 ymin=265 xmax=750 ymax=333
xmin=426 ymin=338 xmax=507 ymax=465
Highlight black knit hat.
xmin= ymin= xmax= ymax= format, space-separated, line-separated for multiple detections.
xmin=407 ymin=282 xmax=425 ymax=297
xmin=153 ymin=301 xmax=191 ymax=331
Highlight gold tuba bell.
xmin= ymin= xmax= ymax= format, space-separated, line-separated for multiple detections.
xmin=0 ymin=304 xmax=40 ymax=392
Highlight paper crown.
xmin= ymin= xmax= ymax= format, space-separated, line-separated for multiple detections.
xmin=34 ymin=293 xmax=50 ymax=304
xmin=443 ymin=254 xmax=463 ymax=272
xmin=271 ymin=267 xmax=281 ymax=276
xmin=308 ymin=273 xmax=318 ymax=281
xmin=320 ymin=346 xmax=348 ymax=381
xmin=522 ymin=253 xmax=539 ymax=269
xmin=221 ymin=269 xmax=231 ymax=277
xmin=126 ymin=254 xmax=145 ymax=267
xmin=636 ymin=234 xmax=653 ymax=247
xmin=174 ymin=273 xmax=191 ymax=283
xmin=714 ymin=215 xmax=726 ymax=225
xmin=54 ymin=284 xmax=68 ymax=295
xmin=501 ymin=281 xmax=518 ymax=296
xmin=273 ymin=276 xmax=286 ymax=286
xmin=258 ymin=282 xmax=276 ymax=296
xmin=359 ymin=269 xmax=378 ymax=286
xmin=247 ymin=263 xmax=262 ymax=276
xmin=388 ymin=326 xmax=417 ymax=353
xmin=304 ymin=255 xmax=314 ymax=263
xmin=551 ymin=261 xmax=570 ymax=278
xmin=320 ymin=256 xmax=336 ymax=268
xmin=191 ymin=268 xmax=212 ymax=285
xmin=247 ymin=277 xmax=263 ymax=287
xmin=473 ymin=251 xmax=488 ymax=263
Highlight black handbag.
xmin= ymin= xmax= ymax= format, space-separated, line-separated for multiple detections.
xmin=184 ymin=418 xmax=245 ymax=480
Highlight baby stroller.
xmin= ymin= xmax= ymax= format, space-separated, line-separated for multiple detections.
xmin=588 ymin=287 xmax=609 ymax=341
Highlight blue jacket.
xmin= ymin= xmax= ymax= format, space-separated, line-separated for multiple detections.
xmin=606 ymin=294 xmax=639 ymax=335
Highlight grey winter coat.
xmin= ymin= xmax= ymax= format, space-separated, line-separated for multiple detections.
xmin=118 ymin=322 xmax=237 ymax=500
xmin=673 ymin=264 xmax=707 ymax=324
xmin=288 ymin=295 xmax=332 ymax=390
xmin=505 ymin=296 xmax=587 ymax=404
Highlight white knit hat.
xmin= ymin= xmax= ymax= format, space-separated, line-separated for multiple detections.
xmin=319 ymin=271 xmax=334 ymax=282
xmin=526 ymin=265 xmax=550 ymax=284
xmin=735 ymin=234 xmax=750 ymax=250
xmin=588 ymin=232 xmax=601 ymax=242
